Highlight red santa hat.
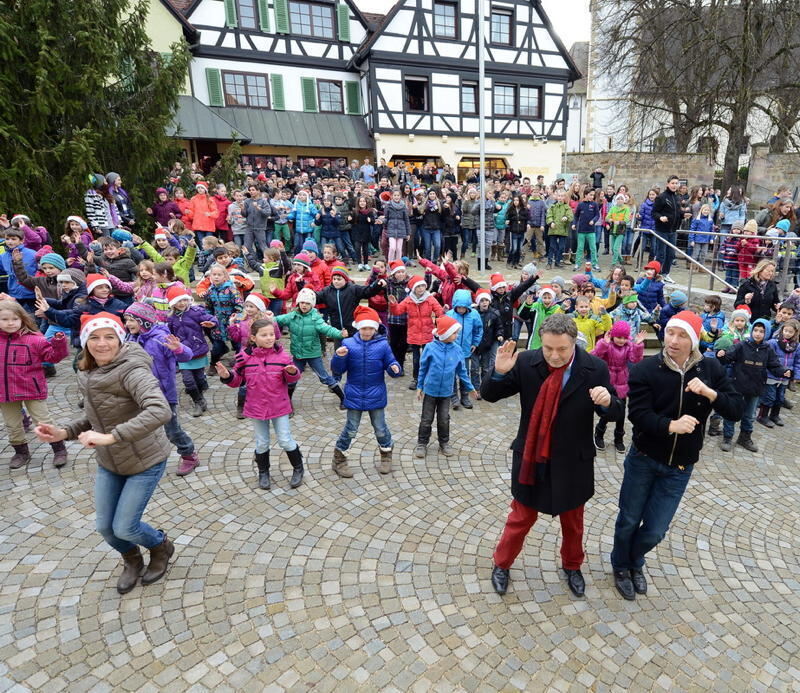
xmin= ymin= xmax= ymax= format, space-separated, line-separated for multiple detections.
xmin=434 ymin=315 xmax=462 ymax=340
xmin=195 ymin=181 xmax=209 ymax=193
xmin=408 ymin=275 xmax=427 ymax=292
xmin=388 ymin=260 xmax=405 ymax=276
xmin=352 ymin=305 xmax=381 ymax=330
xmin=475 ymin=288 xmax=492 ymax=304
xmin=244 ymin=292 xmax=268 ymax=313
xmin=665 ymin=310 xmax=702 ymax=350
xmin=490 ymin=273 xmax=507 ymax=291
xmin=166 ymin=284 xmax=193 ymax=307
xmin=79 ymin=312 xmax=126 ymax=348
xmin=85 ymin=273 xmax=111 ymax=296
xmin=154 ymin=227 xmax=169 ymax=240
xmin=539 ymin=285 xmax=556 ymax=299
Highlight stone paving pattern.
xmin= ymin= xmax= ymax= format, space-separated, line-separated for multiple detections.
xmin=1 ymin=261 xmax=799 ymax=691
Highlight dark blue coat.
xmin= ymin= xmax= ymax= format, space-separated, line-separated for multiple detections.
xmin=331 ymin=331 xmax=400 ymax=410
xmin=44 ymin=295 xmax=128 ymax=348
xmin=167 ymin=304 xmax=217 ymax=359
xmin=316 ymin=209 xmax=341 ymax=238
xmin=633 ymin=276 xmax=666 ymax=312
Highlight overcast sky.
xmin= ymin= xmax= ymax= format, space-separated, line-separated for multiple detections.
xmin=541 ymin=0 xmax=591 ymax=49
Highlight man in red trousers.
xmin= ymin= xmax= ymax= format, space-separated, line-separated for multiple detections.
xmin=481 ymin=313 xmax=624 ymax=598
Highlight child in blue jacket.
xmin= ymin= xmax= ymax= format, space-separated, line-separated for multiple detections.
xmin=446 ymin=288 xmax=483 ymax=410
xmin=758 ymin=319 xmax=800 ymax=427
xmin=330 ymin=306 xmax=401 ymax=478
xmin=415 ymin=315 xmax=475 ymax=459
xmin=688 ymin=204 xmax=715 ymax=265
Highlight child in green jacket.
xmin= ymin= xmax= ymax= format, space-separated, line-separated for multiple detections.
xmin=605 ymin=194 xmax=631 ymax=266
xmin=545 ymin=191 xmax=573 ymax=269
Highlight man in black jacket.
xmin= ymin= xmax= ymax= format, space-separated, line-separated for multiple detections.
xmin=651 ymin=175 xmax=685 ymax=284
xmin=482 ymin=314 xmax=624 ymax=598
xmin=610 ymin=310 xmax=743 ymax=600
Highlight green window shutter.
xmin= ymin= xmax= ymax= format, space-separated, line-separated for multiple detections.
xmin=274 ymin=0 xmax=290 ymax=33
xmin=206 ymin=68 xmax=224 ymax=107
xmin=345 ymin=81 xmax=361 ymax=115
xmin=301 ymin=77 xmax=318 ymax=112
xmin=258 ymin=0 xmax=271 ymax=31
xmin=270 ymin=74 xmax=285 ymax=110
xmin=224 ymin=0 xmax=238 ymax=27
xmin=337 ymin=2 xmax=350 ymax=42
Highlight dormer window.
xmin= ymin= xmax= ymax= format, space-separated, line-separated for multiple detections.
xmin=289 ymin=0 xmax=334 ymax=39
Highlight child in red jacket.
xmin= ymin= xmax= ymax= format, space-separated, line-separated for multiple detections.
xmin=0 ymin=300 xmax=69 ymax=469
xmin=270 ymin=253 xmax=323 ymax=309
xmin=388 ymin=275 xmax=444 ymax=389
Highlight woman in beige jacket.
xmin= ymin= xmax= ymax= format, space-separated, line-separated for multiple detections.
xmin=35 ymin=312 xmax=174 ymax=595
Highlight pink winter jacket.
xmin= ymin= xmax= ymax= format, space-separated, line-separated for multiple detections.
xmin=0 ymin=331 xmax=69 ymax=402
xmin=221 ymin=342 xmax=300 ymax=420
xmin=591 ymin=338 xmax=644 ymax=399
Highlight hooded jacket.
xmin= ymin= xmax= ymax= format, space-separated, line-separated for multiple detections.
xmin=149 ymin=193 xmax=182 ymax=227
xmin=64 ymin=342 xmax=172 ymax=476
xmin=167 ymin=304 xmax=217 ymax=358
xmin=628 ymin=351 xmax=743 ymax=467
xmin=389 ymin=293 xmax=444 ymax=345
xmin=633 ymin=275 xmax=666 ymax=312
xmin=290 ymin=198 xmax=319 ymax=236
xmin=0 ymin=246 xmax=37 ymax=299
xmin=275 ymin=307 xmax=343 ymax=359
xmin=519 ymin=299 xmax=562 ymax=350
xmin=591 ymin=336 xmax=644 ymax=399
xmin=417 ymin=338 xmax=474 ymax=398
xmin=221 ymin=342 xmax=300 ymax=420
xmin=128 ymin=323 xmax=193 ymax=404
xmin=718 ymin=319 xmax=787 ymax=396
xmin=384 ymin=200 xmax=412 ymax=239
xmin=446 ymin=289 xmax=483 ymax=358
xmin=188 ymin=192 xmax=218 ymax=233
xmin=0 ymin=330 xmax=69 ymax=403
xmin=331 ymin=331 xmax=400 ymax=410
xmin=765 ymin=331 xmax=800 ymax=384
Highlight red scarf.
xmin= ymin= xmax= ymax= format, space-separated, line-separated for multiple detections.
xmin=520 ymin=361 xmax=569 ymax=485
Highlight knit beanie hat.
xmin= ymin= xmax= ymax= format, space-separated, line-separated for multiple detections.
xmin=56 ymin=272 xmax=76 ymax=284
xmin=195 ymin=181 xmax=209 ymax=194
xmin=551 ymin=276 xmax=565 ymax=288
xmin=490 ymin=273 xmax=507 ymax=291
xmin=270 ymin=239 xmax=284 ymax=249
xmin=665 ymin=310 xmax=702 ymax=350
xmin=388 ymin=260 xmax=405 ymax=275
xmin=731 ymin=304 xmax=751 ymax=323
xmin=776 ymin=219 xmax=791 ymax=233
xmin=39 ymin=253 xmax=66 ymax=271
xmin=622 ymin=293 xmax=639 ymax=305
xmin=644 ymin=260 xmax=661 ymax=273
xmin=111 ymin=229 xmax=133 ymax=243
xmin=408 ymin=275 xmax=427 ymax=292
xmin=80 ymin=312 xmax=125 ymax=348
xmin=293 ymin=253 xmax=311 ymax=270
xmin=297 ymin=287 xmax=316 ymax=305
xmin=352 ymin=305 xmax=380 ymax=330
xmin=571 ymin=273 xmax=587 ymax=286
xmin=669 ymin=290 xmax=688 ymax=308
xmin=166 ymin=285 xmax=193 ymax=307
xmin=85 ymin=273 xmax=111 ymax=296
xmin=331 ymin=265 xmax=349 ymax=280
xmin=155 ymin=187 xmax=168 ymax=197
xmin=522 ymin=262 xmax=538 ymax=277
xmin=302 ymin=239 xmax=319 ymax=255
xmin=539 ymin=286 xmax=556 ymax=299
xmin=475 ymin=288 xmax=492 ymax=304
xmin=732 ymin=219 xmax=745 ymax=231
xmin=66 ymin=215 xmax=88 ymax=230
xmin=124 ymin=302 xmax=159 ymax=333
xmin=244 ymin=292 xmax=268 ymax=313
xmin=609 ymin=320 xmax=631 ymax=339
xmin=434 ymin=315 xmax=461 ymax=340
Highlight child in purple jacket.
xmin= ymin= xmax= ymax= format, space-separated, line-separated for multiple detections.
xmin=123 ymin=302 xmax=202 ymax=477
xmin=217 ymin=319 xmax=304 ymax=491
xmin=165 ymin=285 xmax=218 ymax=417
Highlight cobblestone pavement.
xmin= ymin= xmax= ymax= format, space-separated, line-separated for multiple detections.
xmin=2 ymin=353 xmax=800 ymax=692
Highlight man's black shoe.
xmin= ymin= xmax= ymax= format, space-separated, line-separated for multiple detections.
xmin=564 ymin=568 xmax=585 ymax=597
xmin=491 ymin=565 xmax=509 ymax=595
xmin=613 ymin=570 xmax=635 ymax=600
xmin=630 ymin=568 xmax=647 ymax=595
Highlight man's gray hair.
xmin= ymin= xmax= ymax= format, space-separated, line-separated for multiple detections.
xmin=540 ymin=313 xmax=578 ymax=340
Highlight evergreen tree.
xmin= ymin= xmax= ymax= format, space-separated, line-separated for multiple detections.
xmin=0 ymin=0 xmax=190 ymax=232
xmin=208 ymin=140 xmax=244 ymax=190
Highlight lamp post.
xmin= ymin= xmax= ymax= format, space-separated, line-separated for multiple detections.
xmin=477 ymin=0 xmax=486 ymax=272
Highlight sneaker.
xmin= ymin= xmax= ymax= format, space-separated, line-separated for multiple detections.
xmin=594 ymin=430 xmax=605 ymax=451
xmin=414 ymin=444 xmax=427 ymax=459
xmin=439 ymin=443 xmax=454 ymax=457
xmin=176 ymin=453 xmax=199 ymax=476
xmin=408 ymin=379 xmax=417 ymax=391
xmin=614 ymin=440 xmax=626 ymax=453
xmin=662 ymin=274 xmax=675 ymax=284
xmin=719 ymin=438 xmax=732 ymax=452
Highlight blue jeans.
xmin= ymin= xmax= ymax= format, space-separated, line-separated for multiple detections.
xmin=339 ymin=231 xmax=356 ymax=261
xmin=165 ymin=404 xmax=194 ymax=456
xmin=421 ymin=228 xmax=442 ymax=261
xmin=610 ymin=445 xmax=692 ymax=571
xmin=335 ymin=408 xmax=392 ymax=451
xmin=655 ymin=230 xmax=677 ymax=275
xmin=293 ymin=356 xmax=336 ymax=386
xmin=507 ymin=232 xmax=524 ymax=265
xmin=760 ymin=382 xmax=786 ymax=407
xmin=253 ymin=415 xmax=296 ymax=454
xmin=547 ymin=235 xmax=566 ymax=266
xmin=724 ymin=266 xmax=739 ymax=287
xmin=293 ymin=232 xmax=311 ymax=255
xmin=95 ymin=460 xmax=167 ymax=554
xmin=723 ymin=394 xmax=758 ymax=438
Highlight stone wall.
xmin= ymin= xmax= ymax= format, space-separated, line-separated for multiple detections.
xmin=747 ymin=145 xmax=800 ymax=206
xmin=562 ymin=151 xmax=716 ymax=202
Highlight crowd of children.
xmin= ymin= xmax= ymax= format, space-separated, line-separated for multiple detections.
xmin=1 ymin=172 xmax=797 ymax=487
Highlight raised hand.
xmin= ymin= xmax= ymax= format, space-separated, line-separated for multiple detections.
xmin=162 ymin=334 xmax=183 ymax=352
xmin=214 ymin=361 xmax=230 ymax=378
xmin=634 ymin=331 xmax=647 ymax=344
xmin=494 ymin=339 xmax=518 ymax=374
